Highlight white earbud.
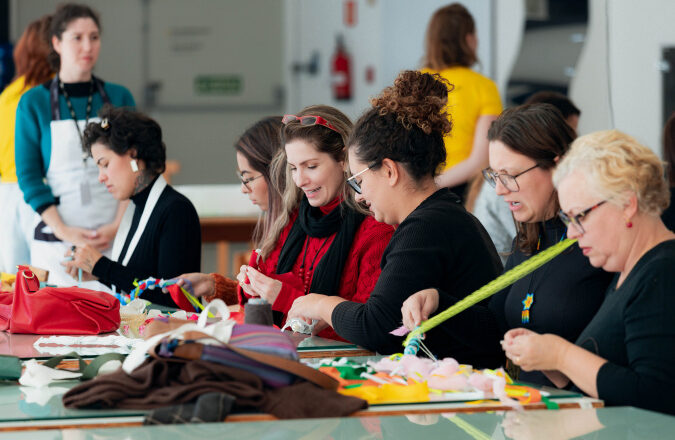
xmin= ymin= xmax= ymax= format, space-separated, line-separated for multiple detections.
xmin=130 ymin=159 xmax=139 ymax=172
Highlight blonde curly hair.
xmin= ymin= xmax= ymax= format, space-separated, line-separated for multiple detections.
xmin=553 ymin=129 xmax=670 ymax=216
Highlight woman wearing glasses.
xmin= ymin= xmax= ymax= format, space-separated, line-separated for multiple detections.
xmin=401 ymin=104 xmax=611 ymax=378
xmin=286 ymin=71 xmax=503 ymax=366
xmin=179 ymin=106 xmax=393 ymax=339
xmin=167 ymin=117 xmax=292 ymax=306
xmin=502 ymin=130 xmax=675 ymax=415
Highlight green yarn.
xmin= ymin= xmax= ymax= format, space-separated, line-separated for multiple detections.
xmin=403 ymin=238 xmax=578 ymax=347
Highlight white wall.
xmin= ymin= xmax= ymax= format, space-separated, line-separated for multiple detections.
xmin=571 ymin=0 xmax=675 ymax=154
xmin=10 ymin=0 xmax=284 ymax=185
xmin=284 ymin=0 xmax=499 ymax=121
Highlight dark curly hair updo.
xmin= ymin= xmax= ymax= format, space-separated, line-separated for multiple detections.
xmin=348 ymin=70 xmax=453 ymax=181
xmin=83 ymin=105 xmax=166 ymax=176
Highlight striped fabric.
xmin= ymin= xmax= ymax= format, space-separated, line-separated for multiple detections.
xmin=160 ymin=323 xmax=300 ymax=388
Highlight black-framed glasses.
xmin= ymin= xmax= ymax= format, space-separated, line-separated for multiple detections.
xmin=558 ymin=200 xmax=607 ymax=235
xmin=482 ymin=164 xmax=539 ymax=192
xmin=237 ymin=172 xmax=263 ymax=190
xmin=346 ymin=164 xmax=374 ymax=194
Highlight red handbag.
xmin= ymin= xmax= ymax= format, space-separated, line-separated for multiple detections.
xmin=0 ymin=266 xmax=120 ymax=334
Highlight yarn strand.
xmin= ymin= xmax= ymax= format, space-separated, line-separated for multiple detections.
xmin=403 ymin=238 xmax=577 ymax=347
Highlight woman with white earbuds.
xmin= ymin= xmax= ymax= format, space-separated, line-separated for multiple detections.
xmin=63 ymin=105 xmax=201 ymax=307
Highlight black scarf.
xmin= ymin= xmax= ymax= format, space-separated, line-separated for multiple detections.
xmin=276 ymin=197 xmax=365 ymax=297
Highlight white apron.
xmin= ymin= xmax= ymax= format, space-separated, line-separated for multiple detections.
xmin=110 ymin=175 xmax=167 ymax=294
xmin=0 ymin=182 xmax=37 ymax=272
xmin=30 ymin=78 xmax=117 ymax=290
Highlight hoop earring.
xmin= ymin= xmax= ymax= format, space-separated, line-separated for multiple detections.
xmin=130 ymin=159 xmax=139 ymax=172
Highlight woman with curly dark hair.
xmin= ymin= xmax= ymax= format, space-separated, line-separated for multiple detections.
xmin=287 ymin=71 xmax=503 ymax=366
xmin=62 ymin=106 xmax=201 ymax=307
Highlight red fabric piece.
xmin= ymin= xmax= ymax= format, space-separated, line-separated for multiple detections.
xmin=0 ymin=266 xmax=120 ymax=334
xmin=166 ymin=284 xmax=197 ymax=312
xmin=239 ymin=205 xmax=394 ymax=341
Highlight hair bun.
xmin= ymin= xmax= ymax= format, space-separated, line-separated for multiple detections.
xmin=370 ymin=70 xmax=452 ymax=136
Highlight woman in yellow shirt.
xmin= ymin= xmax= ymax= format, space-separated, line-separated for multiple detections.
xmin=421 ymin=3 xmax=502 ymax=203
xmin=0 ymin=15 xmax=54 ymax=273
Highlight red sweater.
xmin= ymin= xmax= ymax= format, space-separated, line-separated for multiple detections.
xmin=240 ymin=199 xmax=394 ymax=340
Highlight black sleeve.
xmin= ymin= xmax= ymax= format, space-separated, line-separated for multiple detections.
xmin=332 ymin=214 xmax=500 ymax=357
xmin=596 ymin=263 xmax=675 ymax=414
xmin=92 ymin=198 xmax=201 ymax=305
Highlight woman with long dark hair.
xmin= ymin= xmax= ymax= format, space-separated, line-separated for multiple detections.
xmin=422 ymin=3 xmax=502 ymax=202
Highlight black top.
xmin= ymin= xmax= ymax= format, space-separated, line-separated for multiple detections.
xmin=92 ymin=180 xmax=201 ymax=306
xmin=660 ymin=187 xmax=675 ymax=231
xmin=489 ymin=217 xmax=613 ymax=386
xmin=332 ymin=189 xmax=504 ymax=368
xmin=575 ymin=240 xmax=675 ymax=415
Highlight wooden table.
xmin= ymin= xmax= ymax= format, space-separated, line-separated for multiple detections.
xmin=200 ymin=216 xmax=258 ymax=275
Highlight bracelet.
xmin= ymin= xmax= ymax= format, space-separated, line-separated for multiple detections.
xmin=204 ymin=273 xmax=239 ymax=305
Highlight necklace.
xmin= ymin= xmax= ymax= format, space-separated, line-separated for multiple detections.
xmin=521 ymin=226 xmax=567 ymax=324
xmin=299 ymin=237 xmax=330 ymax=294
xmin=59 ymin=78 xmax=94 ymax=163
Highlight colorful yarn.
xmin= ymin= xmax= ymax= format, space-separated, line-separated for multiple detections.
xmin=115 ymin=277 xmax=211 ymax=317
xmin=403 ymin=238 xmax=577 ymax=348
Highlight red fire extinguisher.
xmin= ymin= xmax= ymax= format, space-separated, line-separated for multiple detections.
xmin=331 ymin=35 xmax=352 ymax=101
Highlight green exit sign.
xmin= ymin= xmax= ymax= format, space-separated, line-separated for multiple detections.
xmin=194 ymin=75 xmax=243 ymax=95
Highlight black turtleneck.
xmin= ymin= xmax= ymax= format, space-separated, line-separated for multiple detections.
xmin=92 ymin=178 xmax=201 ymax=306
xmin=488 ymin=217 xmax=614 ymax=385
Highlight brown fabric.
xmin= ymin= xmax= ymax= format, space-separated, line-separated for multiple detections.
xmin=62 ymin=357 xmax=367 ymax=419
xmin=205 ymin=273 xmax=239 ymax=305
xmin=160 ymin=331 xmax=339 ymax=390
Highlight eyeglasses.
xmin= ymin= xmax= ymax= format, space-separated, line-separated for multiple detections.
xmin=482 ymin=164 xmax=539 ymax=192
xmin=282 ymin=114 xmax=338 ymax=133
xmin=237 ymin=172 xmax=263 ymax=190
xmin=558 ymin=200 xmax=607 ymax=235
xmin=346 ymin=164 xmax=374 ymax=194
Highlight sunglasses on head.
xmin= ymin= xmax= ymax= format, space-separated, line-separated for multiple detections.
xmin=282 ymin=114 xmax=338 ymax=133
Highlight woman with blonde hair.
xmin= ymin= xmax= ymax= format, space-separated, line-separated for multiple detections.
xmin=422 ymin=3 xmax=502 ymax=202
xmin=0 ymin=14 xmax=54 ymax=272
xmin=502 ymin=130 xmax=675 ymax=415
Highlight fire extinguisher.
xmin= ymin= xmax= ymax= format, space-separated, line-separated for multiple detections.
xmin=331 ymin=35 xmax=352 ymax=101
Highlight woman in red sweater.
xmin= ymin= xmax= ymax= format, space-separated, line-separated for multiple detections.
xmin=182 ymin=105 xmax=393 ymax=340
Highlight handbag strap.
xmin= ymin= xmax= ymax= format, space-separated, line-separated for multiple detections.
xmin=162 ymin=331 xmax=338 ymax=390
xmin=41 ymin=352 xmax=127 ymax=380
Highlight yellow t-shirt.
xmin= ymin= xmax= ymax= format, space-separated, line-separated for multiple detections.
xmin=421 ymin=66 xmax=502 ymax=171
xmin=0 ymin=76 xmax=29 ymax=183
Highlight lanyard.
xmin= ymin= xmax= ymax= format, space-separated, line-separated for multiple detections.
xmin=59 ymin=79 xmax=94 ymax=163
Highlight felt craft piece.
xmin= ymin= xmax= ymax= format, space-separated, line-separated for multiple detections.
xmin=321 ymin=356 xmax=536 ymax=407
xmin=403 ymin=238 xmax=578 ymax=347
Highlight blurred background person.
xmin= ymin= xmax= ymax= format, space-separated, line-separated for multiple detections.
xmin=423 ymin=3 xmax=502 ymax=203
xmin=15 ymin=3 xmax=135 ymax=288
xmin=0 ymin=14 xmax=53 ymax=273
